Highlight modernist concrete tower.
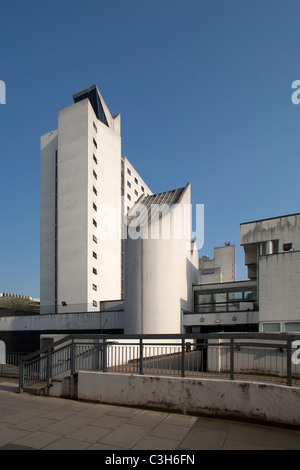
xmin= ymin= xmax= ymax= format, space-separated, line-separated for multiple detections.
xmin=41 ymin=86 xmax=123 ymax=314
xmin=124 ymin=183 xmax=199 ymax=334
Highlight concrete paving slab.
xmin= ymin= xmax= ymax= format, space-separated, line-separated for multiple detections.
xmin=99 ymin=423 xmax=152 ymax=449
xmin=0 ymin=428 xmax=30 ymax=447
xmin=86 ymin=442 xmax=123 ymax=450
xmin=178 ymin=425 xmax=227 ymax=450
xmin=88 ymin=414 xmax=128 ymax=430
xmin=76 ymin=404 xmax=117 ymax=419
xmin=222 ymin=438 xmax=286 ymax=450
xmin=41 ymin=420 xmax=79 ymax=436
xmin=39 ymin=408 xmax=77 ymax=421
xmin=149 ymin=422 xmax=191 ymax=441
xmin=1 ymin=377 xmax=300 ymax=450
xmin=132 ymin=435 xmax=180 ymax=450
xmin=58 ymin=414 xmax=98 ymax=428
xmin=227 ymin=421 xmax=300 ymax=450
xmin=107 ymin=407 xmax=143 ymax=418
xmin=11 ymin=430 xmax=61 ymax=450
xmin=66 ymin=424 xmax=111 ymax=443
xmin=42 ymin=437 xmax=91 ymax=450
xmin=13 ymin=416 xmax=56 ymax=432
xmin=127 ymin=409 xmax=168 ymax=428
xmin=162 ymin=413 xmax=198 ymax=427
xmin=0 ymin=443 xmax=36 ymax=450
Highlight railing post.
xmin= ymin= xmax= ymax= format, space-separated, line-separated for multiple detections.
xmin=230 ymin=338 xmax=234 ymax=380
xmin=19 ymin=358 xmax=24 ymax=393
xmin=181 ymin=338 xmax=185 ymax=377
xmin=139 ymin=339 xmax=144 ymax=375
xmin=70 ymin=339 xmax=75 ymax=374
xmin=287 ymin=339 xmax=292 ymax=386
xmin=46 ymin=351 xmax=51 ymax=387
xmin=102 ymin=338 xmax=107 ymax=372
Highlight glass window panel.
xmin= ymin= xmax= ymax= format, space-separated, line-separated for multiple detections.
xmin=285 ymin=323 xmax=300 ymax=332
xmin=228 ymin=303 xmax=240 ymax=312
xmin=195 ymin=293 xmax=212 ymax=305
xmin=260 ymin=242 xmax=267 ymax=256
xmin=262 ymin=323 xmax=281 ymax=332
xmin=214 ymin=303 xmax=228 ymax=312
xmin=228 ymin=291 xmax=243 ymax=300
xmin=212 ymin=293 xmax=227 ymax=303
xmin=195 ymin=305 xmax=214 ymax=314
xmin=243 ymin=291 xmax=256 ymax=301
xmin=272 ymin=239 xmax=279 ymax=254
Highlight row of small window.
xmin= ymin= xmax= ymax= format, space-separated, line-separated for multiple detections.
xmin=127 ymin=181 xmax=139 ymax=196
xmin=126 ymin=168 xmax=145 ymax=192
xmin=92 ymin=120 xmax=98 ymax=150
xmin=92 ymin=130 xmax=99 ymax=244
xmin=121 ymin=189 xmax=137 ymax=201
xmin=262 ymin=322 xmax=300 ymax=333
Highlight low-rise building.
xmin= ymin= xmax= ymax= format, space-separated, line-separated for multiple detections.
xmin=184 ymin=212 xmax=300 ymax=334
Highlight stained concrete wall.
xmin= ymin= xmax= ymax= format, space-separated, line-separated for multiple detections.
xmin=199 ymin=245 xmax=236 ymax=284
xmin=259 ymin=251 xmax=300 ymax=325
xmin=77 ymin=371 xmax=300 ymax=427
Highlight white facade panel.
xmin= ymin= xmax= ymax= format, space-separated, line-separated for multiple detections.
xmin=41 ymin=87 xmax=124 ymax=315
xmin=40 ymin=130 xmax=58 ymax=314
xmin=259 ymin=251 xmax=300 ymax=325
xmin=124 ymin=184 xmax=198 ymax=335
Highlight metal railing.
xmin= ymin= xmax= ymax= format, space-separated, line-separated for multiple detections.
xmin=0 ymin=352 xmax=24 ymax=377
xmin=18 ymin=333 xmax=300 ymax=392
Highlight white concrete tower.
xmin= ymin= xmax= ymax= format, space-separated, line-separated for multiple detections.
xmin=40 ymin=85 xmax=122 ymax=313
xmin=124 ymin=183 xmax=199 ymax=334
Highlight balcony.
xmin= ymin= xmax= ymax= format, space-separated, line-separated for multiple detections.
xmin=184 ymin=280 xmax=259 ymax=328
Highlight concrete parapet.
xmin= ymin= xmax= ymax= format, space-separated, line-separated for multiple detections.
xmin=77 ymin=371 xmax=300 ymax=428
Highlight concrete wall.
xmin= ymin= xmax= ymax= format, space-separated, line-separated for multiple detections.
xmin=77 ymin=371 xmax=300 ymax=427
xmin=124 ymin=184 xmax=198 ymax=335
xmin=240 ymin=213 xmax=300 ymax=250
xmin=199 ymin=246 xmax=236 ymax=284
xmin=93 ymin=99 xmax=121 ymax=303
xmin=183 ymin=311 xmax=259 ymax=329
xmin=0 ymin=311 xmax=123 ymax=332
xmin=40 ymin=130 xmax=58 ymax=314
xmin=57 ymin=100 xmax=89 ymax=311
xmin=259 ymin=251 xmax=300 ymax=327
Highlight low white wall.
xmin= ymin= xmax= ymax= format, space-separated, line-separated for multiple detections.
xmin=77 ymin=371 xmax=300 ymax=427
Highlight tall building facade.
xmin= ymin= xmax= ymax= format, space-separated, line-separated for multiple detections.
xmin=40 ymin=85 xmax=151 ymax=313
xmin=121 ymin=156 xmax=152 ymax=297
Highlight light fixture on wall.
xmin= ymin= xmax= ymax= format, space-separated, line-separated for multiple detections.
xmin=232 ymin=316 xmax=237 ymax=321
xmin=200 ymin=317 xmax=204 ymax=322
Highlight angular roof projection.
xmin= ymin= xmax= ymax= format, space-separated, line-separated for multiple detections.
xmin=127 ymin=183 xmax=190 ymax=226
xmin=73 ymin=85 xmax=110 ymax=127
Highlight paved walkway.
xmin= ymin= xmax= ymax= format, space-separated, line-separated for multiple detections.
xmin=0 ymin=378 xmax=300 ymax=451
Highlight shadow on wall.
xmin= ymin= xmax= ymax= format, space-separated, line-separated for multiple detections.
xmin=180 ymin=255 xmax=199 ymax=317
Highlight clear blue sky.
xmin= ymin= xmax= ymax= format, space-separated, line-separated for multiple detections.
xmin=0 ymin=0 xmax=300 ymax=299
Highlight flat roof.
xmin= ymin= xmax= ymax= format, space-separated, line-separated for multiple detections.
xmin=240 ymin=212 xmax=300 ymax=226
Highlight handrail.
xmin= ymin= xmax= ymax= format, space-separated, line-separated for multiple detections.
xmin=19 ymin=332 xmax=300 ymax=392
